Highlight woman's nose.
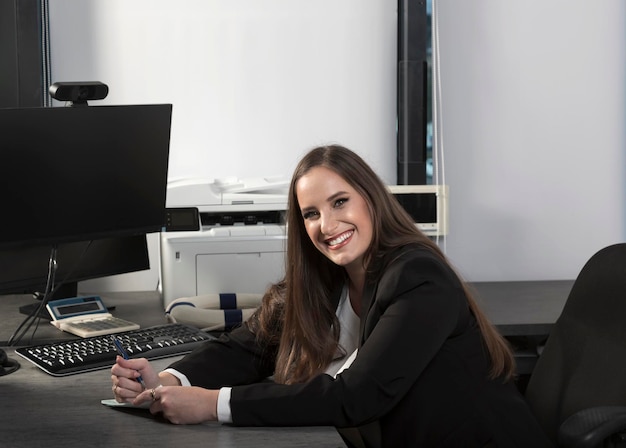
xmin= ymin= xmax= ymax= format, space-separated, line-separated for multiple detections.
xmin=319 ymin=212 xmax=337 ymax=236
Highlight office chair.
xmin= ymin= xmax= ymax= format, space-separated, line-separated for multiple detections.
xmin=525 ymin=243 xmax=626 ymax=448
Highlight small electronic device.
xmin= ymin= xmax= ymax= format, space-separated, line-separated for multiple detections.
xmin=49 ymin=81 xmax=109 ymax=106
xmin=165 ymin=207 xmax=201 ymax=232
xmin=46 ymin=295 xmax=140 ymax=338
xmin=387 ymin=184 xmax=449 ymax=236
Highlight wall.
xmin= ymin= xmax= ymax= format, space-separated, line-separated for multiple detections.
xmin=49 ymin=0 xmax=626 ymax=292
xmin=435 ymin=0 xmax=626 ymax=281
xmin=47 ymin=0 xmax=397 ymax=292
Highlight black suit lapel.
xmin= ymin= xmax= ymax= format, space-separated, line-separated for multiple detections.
xmin=359 ymin=277 xmax=378 ymax=344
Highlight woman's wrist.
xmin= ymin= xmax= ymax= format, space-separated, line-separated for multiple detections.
xmin=158 ymin=371 xmax=182 ymax=386
xmin=206 ymin=388 xmax=220 ymax=421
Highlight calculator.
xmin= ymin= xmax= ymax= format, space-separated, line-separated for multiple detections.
xmin=46 ymin=295 xmax=140 ymax=338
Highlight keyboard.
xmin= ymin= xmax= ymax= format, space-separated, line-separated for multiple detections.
xmin=15 ymin=323 xmax=216 ymax=376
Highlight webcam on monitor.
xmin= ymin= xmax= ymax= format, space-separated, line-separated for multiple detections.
xmin=49 ymin=81 xmax=109 ymax=106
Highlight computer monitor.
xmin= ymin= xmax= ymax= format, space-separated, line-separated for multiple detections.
xmin=0 ymin=235 xmax=150 ymax=311
xmin=0 ymin=104 xmax=172 ymax=374
xmin=0 ymin=104 xmax=172 ymax=249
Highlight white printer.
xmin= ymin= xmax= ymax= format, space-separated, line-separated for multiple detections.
xmin=160 ymin=177 xmax=449 ymax=307
xmin=160 ymin=177 xmax=289 ymax=307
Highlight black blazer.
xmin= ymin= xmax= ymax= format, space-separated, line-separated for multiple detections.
xmin=169 ymin=245 xmax=552 ymax=448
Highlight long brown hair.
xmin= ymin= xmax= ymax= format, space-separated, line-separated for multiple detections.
xmin=271 ymin=144 xmax=514 ymax=383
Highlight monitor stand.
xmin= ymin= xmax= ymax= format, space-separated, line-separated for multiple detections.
xmin=18 ymin=282 xmax=78 ymax=320
xmin=0 ymin=349 xmax=20 ymax=376
xmin=17 ymin=282 xmax=115 ymax=320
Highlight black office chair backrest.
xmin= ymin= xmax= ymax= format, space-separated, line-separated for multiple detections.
xmin=525 ymin=243 xmax=626 ymax=445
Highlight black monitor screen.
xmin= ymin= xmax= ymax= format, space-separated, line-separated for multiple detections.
xmin=0 ymin=235 xmax=150 ymax=297
xmin=393 ymin=192 xmax=437 ymax=223
xmin=0 ymin=104 xmax=172 ymax=249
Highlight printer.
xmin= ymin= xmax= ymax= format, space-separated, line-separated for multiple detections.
xmin=160 ymin=177 xmax=449 ymax=307
xmin=160 ymin=177 xmax=289 ymax=307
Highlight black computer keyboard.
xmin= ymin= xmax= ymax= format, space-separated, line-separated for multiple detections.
xmin=15 ymin=323 xmax=216 ymax=376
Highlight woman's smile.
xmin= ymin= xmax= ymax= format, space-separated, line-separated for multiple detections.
xmin=325 ymin=230 xmax=354 ymax=249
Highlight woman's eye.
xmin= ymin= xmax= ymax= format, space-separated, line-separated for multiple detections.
xmin=302 ymin=210 xmax=319 ymax=220
xmin=334 ymin=198 xmax=348 ymax=208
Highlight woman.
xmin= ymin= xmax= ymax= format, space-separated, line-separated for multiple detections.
xmin=111 ymin=145 xmax=551 ymax=447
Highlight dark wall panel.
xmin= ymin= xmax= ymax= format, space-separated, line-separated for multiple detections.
xmin=397 ymin=0 xmax=428 ymax=185
xmin=0 ymin=0 xmax=43 ymax=108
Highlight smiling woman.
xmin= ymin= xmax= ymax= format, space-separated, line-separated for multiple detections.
xmin=111 ymin=145 xmax=552 ymax=448
xmin=296 ymin=165 xmax=374 ymax=281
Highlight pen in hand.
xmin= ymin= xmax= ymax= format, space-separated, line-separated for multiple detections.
xmin=112 ymin=336 xmax=147 ymax=390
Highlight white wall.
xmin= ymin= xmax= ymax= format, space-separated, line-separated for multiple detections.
xmin=48 ymin=0 xmax=397 ymax=183
xmin=47 ymin=0 xmax=398 ymax=291
xmin=435 ymin=0 xmax=626 ymax=281
xmin=49 ymin=0 xmax=626 ymax=291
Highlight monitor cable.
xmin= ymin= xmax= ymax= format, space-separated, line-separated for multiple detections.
xmin=8 ymin=241 xmax=93 ymax=347
xmin=7 ymin=245 xmax=58 ymax=346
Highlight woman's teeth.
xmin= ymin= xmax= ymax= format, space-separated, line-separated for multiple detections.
xmin=328 ymin=230 xmax=353 ymax=246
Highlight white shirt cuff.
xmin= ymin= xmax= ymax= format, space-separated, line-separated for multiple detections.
xmin=163 ymin=368 xmax=232 ymax=424
xmin=334 ymin=348 xmax=358 ymax=378
xmin=162 ymin=368 xmax=191 ymax=387
xmin=217 ymin=387 xmax=233 ymax=423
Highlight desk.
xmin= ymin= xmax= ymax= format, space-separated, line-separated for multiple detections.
xmin=0 ymin=280 xmax=574 ymax=345
xmin=0 ymin=293 xmax=345 ymax=448
xmin=472 ymin=280 xmax=574 ymax=377
xmin=0 ymin=291 xmax=168 ymax=346
xmin=471 ymin=280 xmax=574 ymax=337
xmin=0 ymin=280 xmax=573 ymax=447
xmin=0 ymin=351 xmax=345 ymax=448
